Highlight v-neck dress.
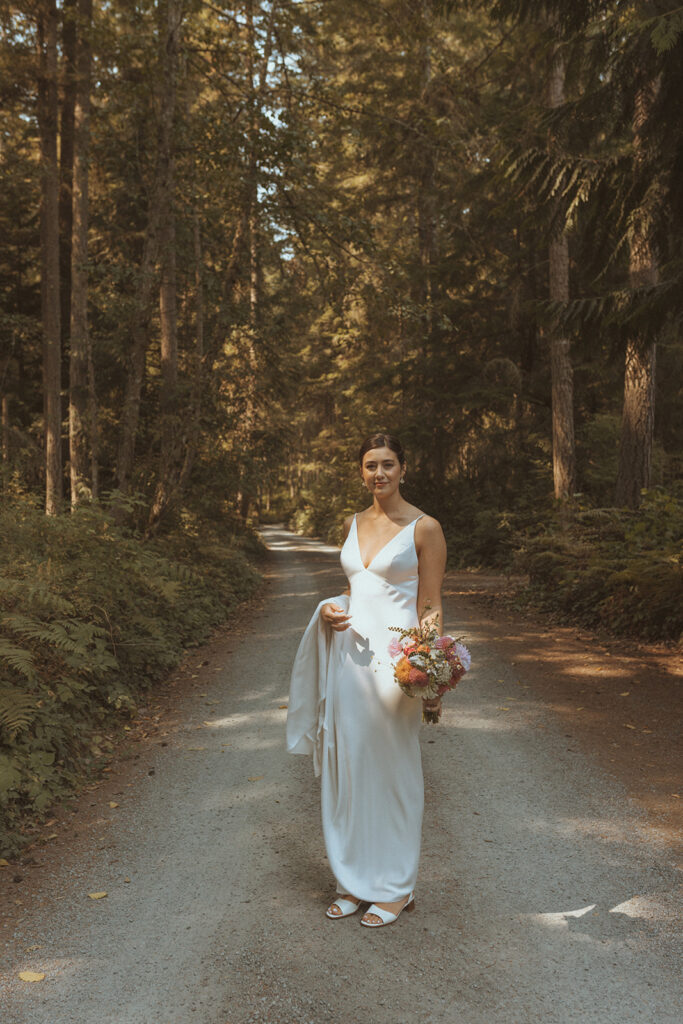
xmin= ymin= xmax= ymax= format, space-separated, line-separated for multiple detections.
xmin=320 ymin=514 xmax=425 ymax=902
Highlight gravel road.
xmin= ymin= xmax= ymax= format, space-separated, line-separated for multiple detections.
xmin=1 ymin=525 xmax=681 ymax=1024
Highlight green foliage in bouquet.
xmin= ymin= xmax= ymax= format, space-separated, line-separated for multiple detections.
xmin=0 ymin=496 xmax=261 ymax=857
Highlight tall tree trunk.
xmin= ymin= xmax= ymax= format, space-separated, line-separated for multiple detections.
xmin=69 ymin=0 xmax=93 ymax=508
xmin=115 ymin=211 xmax=160 ymax=496
xmin=615 ymin=80 xmax=658 ymax=509
xmin=237 ymin=0 xmax=278 ymax=521
xmin=1 ymin=394 xmax=9 ymax=464
xmin=547 ymin=38 xmax=575 ymax=500
xmin=60 ymin=0 xmax=77 ymax=358
xmin=176 ymin=214 xmax=204 ymax=493
xmin=147 ymin=0 xmax=183 ymax=533
xmin=37 ymin=0 xmax=62 ymax=515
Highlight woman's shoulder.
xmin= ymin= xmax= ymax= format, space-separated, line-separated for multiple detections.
xmin=414 ymin=512 xmax=445 ymax=541
xmin=341 ymin=513 xmax=356 ymax=539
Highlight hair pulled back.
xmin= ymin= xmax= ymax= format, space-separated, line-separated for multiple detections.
xmin=358 ymin=432 xmax=406 ymax=467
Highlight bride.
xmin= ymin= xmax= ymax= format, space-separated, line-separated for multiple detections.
xmin=287 ymin=432 xmax=447 ymax=928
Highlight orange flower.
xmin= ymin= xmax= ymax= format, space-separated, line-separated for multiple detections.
xmin=395 ymin=657 xmax=413 ymax=685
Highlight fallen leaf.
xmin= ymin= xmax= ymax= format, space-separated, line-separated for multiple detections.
xmin=247 ymin=776 xmax=264 ymax=782
xmin=623 ymin=724 xmax=636 ymax=730
xmin=278 ymin=704 xmax=288 ymax=709
xmin=88 ymin=891 xmax=108 ymax=900
xmin=47 ymin=833 xmax=58 ymax=840
xmin=620 ymin=691 xmax=630 ymax=697
xmin=109 ymin=802 xmax=119 ymax=808
xmin=25 ymin=945 xmax=41 ymax=952
xmin=124 ymin=877 xmax=131 ymax=883
xmin=0 ymin=858 xmax=9 ymax=867
xmin=497 ymin=706 xmax=510 ymax=711
xmin=186 ymin=746 xmax=206 ymax=751
xmin=45 ymin=818 xmax=57 ymax=826
xmin=642 ymin=729 xmax=652 ymax=734
xmin=576 ymin=706 xmax=584 ymax=711
xmin=18 ymin=971 xmax=45 ymax=983
xmin=673 ymin=794 xmax=680 ymax=800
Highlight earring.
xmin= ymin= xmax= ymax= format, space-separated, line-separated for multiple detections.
xmin=400 ymin=476 xmax=405 ymax=484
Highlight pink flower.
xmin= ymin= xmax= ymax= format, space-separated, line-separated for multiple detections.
xmin=387 ymin=637 xmax=403 ymax=658
xmin=435 ymin=635 xmax=454 ymax=650
xmin=454 ymin=643 xmax=471 ymax=671
xmin=408 ymin=667 xmax=429 ymax=686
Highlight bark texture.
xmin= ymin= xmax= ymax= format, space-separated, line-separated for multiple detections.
xmin=147 ymin=0 xmax=184 ymax=532
xmin=37 ymin=0 xmax=63 ymax=515
xmin=615 ymin=80 xmax=659 ymax=509
xmin=547 ymin=39 xmax=575 ymax=500
xmin=69 ymin=0 xmax=93 ymax=507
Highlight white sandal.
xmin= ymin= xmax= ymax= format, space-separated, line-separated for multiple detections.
xmin=360 ymin=892 xmax=415 ymax=928
xmin=326 ymin=895 xmax=363 ymax=919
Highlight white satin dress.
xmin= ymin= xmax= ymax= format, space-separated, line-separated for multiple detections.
xmin=321 ymin=514 xmax=425 ymax=902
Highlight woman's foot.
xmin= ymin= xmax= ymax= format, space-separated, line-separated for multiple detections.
xmin=361 ymin=893 xmax=414 ymax=926
xmin=326 ymin=894 xmax=362 ymax=918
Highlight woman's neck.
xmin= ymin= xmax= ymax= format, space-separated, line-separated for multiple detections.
xmin=371 ymin=493 xmax=406 ymax=518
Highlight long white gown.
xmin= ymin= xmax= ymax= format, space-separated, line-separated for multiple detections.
xmin=288 ymin=514 xmax=425 ymax=903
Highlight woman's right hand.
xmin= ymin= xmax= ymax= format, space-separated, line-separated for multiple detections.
xmin=321 ymin=602 xmax=351 ymax=632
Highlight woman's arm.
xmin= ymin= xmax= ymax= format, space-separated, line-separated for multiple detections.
xmin=320 ymin=515 xmax=354 ymax=631
xmin=416 ymin=516 xmax=447 ymax=633
xmin=416 ymin=516 xmax=447 ymax=713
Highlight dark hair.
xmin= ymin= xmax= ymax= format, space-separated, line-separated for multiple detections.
xmin=358 ymin=432 xmax=406 ymax=467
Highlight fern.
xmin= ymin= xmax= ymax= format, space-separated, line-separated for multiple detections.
xmin=0 ymin=687 xmax=36 ymax=739
xmin=0 ymin=640 xmax=37 ymax=684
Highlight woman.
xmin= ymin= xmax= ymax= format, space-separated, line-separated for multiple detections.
xmin=287 ymin=432 xmax=446 ymax=927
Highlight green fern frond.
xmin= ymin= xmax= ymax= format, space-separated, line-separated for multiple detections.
xmin=0 ymin=687 xmax=36 ymax=739
xmin=0 ymin=640 xmax=37 ymax=684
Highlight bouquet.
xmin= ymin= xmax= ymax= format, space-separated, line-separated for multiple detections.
xmin=387 ymin=619 xmax=471 ymax=724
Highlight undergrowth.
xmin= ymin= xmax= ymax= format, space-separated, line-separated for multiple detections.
xmin=512 ymin=488 xmax=683 ymax=642
xmin=0 ymin=495 xmax=262 ymax=857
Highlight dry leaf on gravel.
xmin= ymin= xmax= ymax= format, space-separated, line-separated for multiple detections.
xmin=88 ymin=891 xmax=108 ymax=900
xmin=19 ymin=971 xmax=45 ymax=982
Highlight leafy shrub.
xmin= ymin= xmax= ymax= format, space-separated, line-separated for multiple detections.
xmin=0 ymin=496 xmax=261 ymax=856
xmin=513 ymin=488 xmax=683 ymax=642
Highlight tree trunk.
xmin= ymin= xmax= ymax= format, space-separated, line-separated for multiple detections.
xmin=1 ymin=394 xmax=9 ymax=464
xmin=147 ymin=0 xmax=184 ymax=533
xmin=69 ymin=0 xmax=93 ymax=508
xmin=115 ymin=211 xmax=160 ymax=495
xmin=37 ymin=0 xmax=62 ymax=515
xmin=615 ymin=81 xmax=659 ymax=509
xmin=547 ymin=39 xmax=575 ymax=500
xmin=237 ymin=0 xmax=277 ymax=521
xmin=176 ymin=214 xmax=204 ymax=494
xmin=60 ymin=0 xmax=77 ymax=359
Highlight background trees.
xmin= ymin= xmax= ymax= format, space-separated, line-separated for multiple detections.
xmin=0 ymin=0 xmax=680 ymax=582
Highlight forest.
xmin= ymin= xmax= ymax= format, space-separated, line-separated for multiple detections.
xmin=0 ymin=0 xmax=681 ymax=853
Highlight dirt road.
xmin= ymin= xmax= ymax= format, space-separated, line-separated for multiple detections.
xmin=1 ymin=526 xmax=681 ymax=1023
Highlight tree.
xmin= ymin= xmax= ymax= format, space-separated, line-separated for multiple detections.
xmin=36 ymin=0 xmax=62 ymax=514
xmin=546 ymin=31 xmax=575 ymax=500
xmin=69 ymin=0 xmax=94 ymax=507
xmin=615 ymin=75 xmax=659 ymax=508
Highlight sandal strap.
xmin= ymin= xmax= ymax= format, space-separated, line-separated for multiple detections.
xmin=363 ymin=903 xmax=397 ymax=925
xmin=328 ymin=896 xmax=360 ymax=916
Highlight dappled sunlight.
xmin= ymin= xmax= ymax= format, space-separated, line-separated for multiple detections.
xmin=1 ymin=956 xmax=88 ymax=991
xmin=530 ymin=903 xmax=596 ymax=928
xmin=446 ymin=709 xmax=521 ymax=733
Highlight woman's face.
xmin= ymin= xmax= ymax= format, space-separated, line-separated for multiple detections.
xmin=360 ymin=446 xmax=404 ymax=497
